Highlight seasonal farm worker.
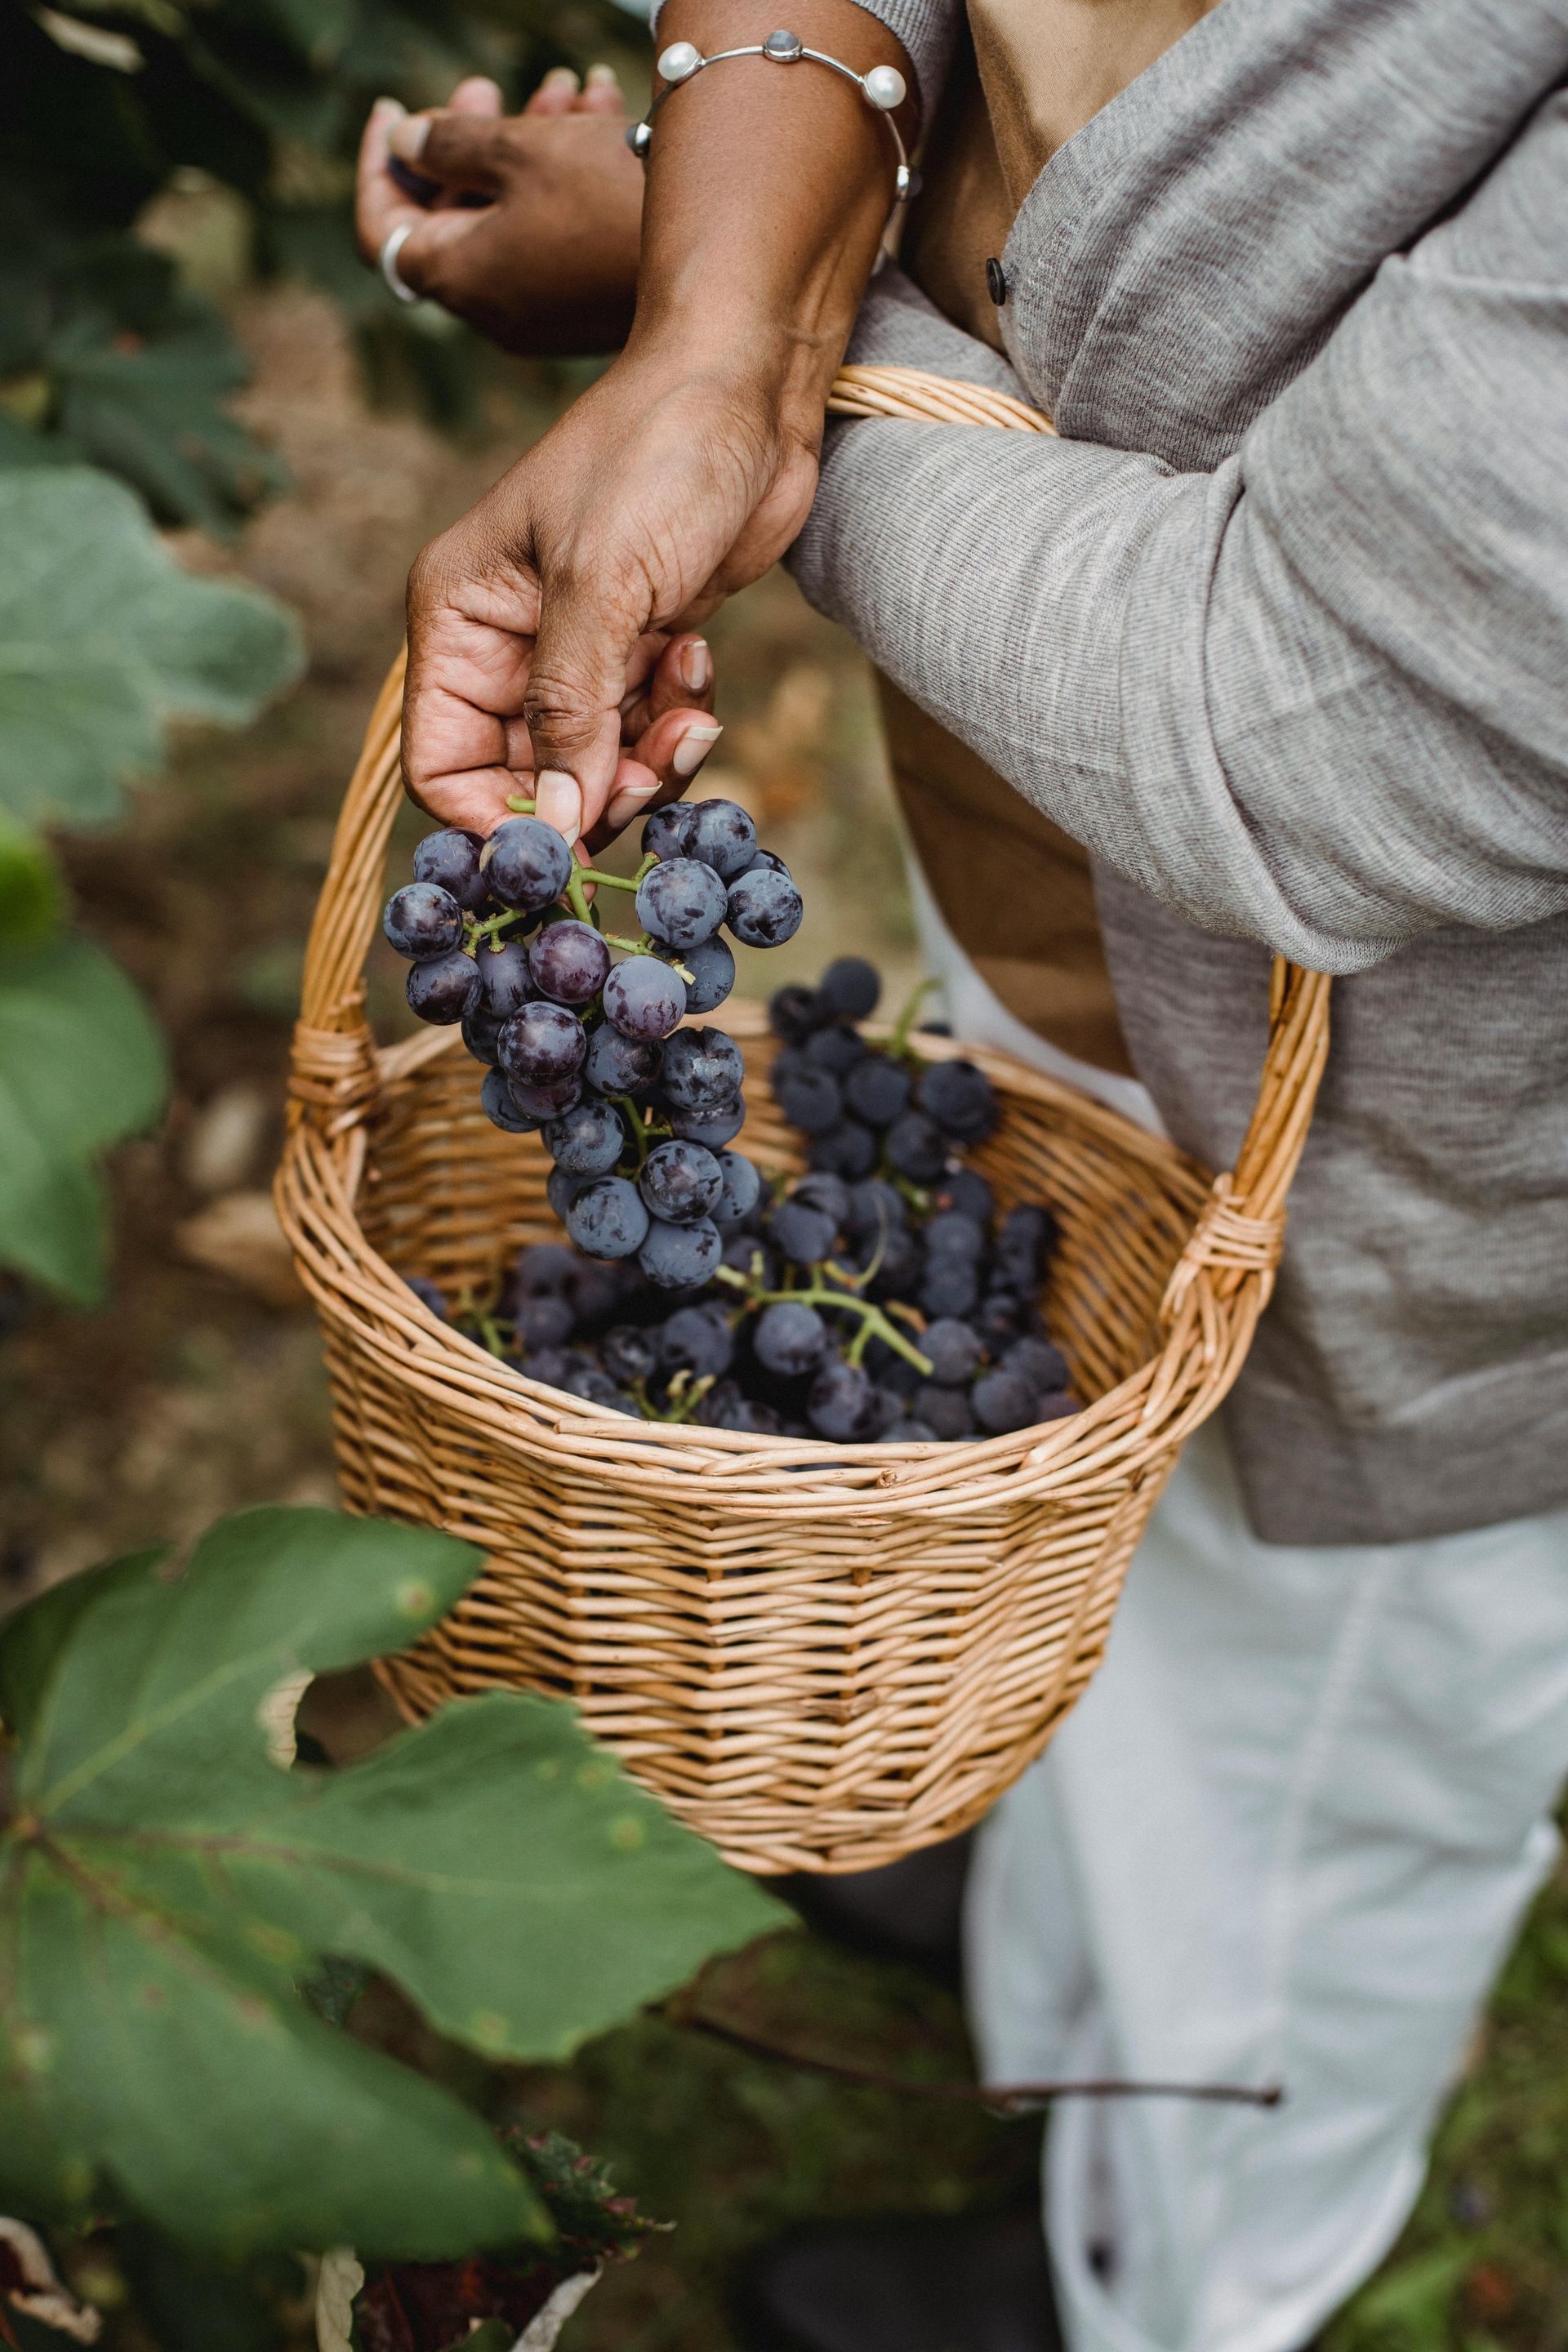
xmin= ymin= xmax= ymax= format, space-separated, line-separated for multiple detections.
xmin=357 ymin=2 xmax=1568 ymax=2345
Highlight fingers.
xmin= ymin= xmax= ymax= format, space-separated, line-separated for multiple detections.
xmin=595 ymin=640 xmax=722 ymax=841
xmin=390 ymin=107 xmax=510 ymax=195
xmin=447 ymin=74 xmax=503 ymax=117
xmin=355 ymin=98 xmax=425 ymax=260
xmin=577 ymin=64 xmax=626 ymax=115
xmin=525 ymin=65 xmax=586 ymax=116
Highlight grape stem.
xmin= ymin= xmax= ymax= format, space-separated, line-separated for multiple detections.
xmin=713 ymin=1264 xmax=933 ymax=1378
xmin=889 ymin=976 xmax=940 ymax=1059
xmin=564 ymin=866 xmax=595 ymax=925
xmin=575 ymin=867 xmax=642 ymax=894
xmin=503 ymin=795 xmax=538 ymax=814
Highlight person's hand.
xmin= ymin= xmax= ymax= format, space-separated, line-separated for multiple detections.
xmin=355 ymin=69 xmax=643 ymax=356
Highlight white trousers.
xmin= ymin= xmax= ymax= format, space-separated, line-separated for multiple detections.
xmin=910 ymin=866 xmax=1568 ymax=2352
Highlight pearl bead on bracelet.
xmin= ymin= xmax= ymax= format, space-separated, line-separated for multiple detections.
xmin=630 ymin=29 xmax=913 ymax=204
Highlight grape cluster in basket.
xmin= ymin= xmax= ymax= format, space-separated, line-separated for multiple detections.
xmin=383 ymin=796 xmax=803 ymax=1292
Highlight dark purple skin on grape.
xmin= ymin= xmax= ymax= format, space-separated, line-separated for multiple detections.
xmin=483 ymin=816 xmax=572 ymax=913
xmin=774 ymin=1067 xmax=843 ymax=1136
xmin=568 ymin=1258 xmax=630 ymax=1329
xmin=973 ymin=1290 xmax=1033 ymax=1351
xmin=564 ymin=1365 xmax=635 ymax=1414
xmin=803 ymin=1025 xmax=865 ymax=1078
xmin=919 ymin=1058 xmax=999 ymax=1143
xmin=642 ymin=803 xmax=697 ymax=861
xmin=523 ymin=1345 xmax=577 ymax=1389
xmin=924 ymin=1209 xmax=987 ymax=1262
xmin=844 ymin=1055 xmax=912 ymax=1129
xmin=384 ymin=881 xmax=464 ymax=961
xmin=816 ymin=956 xmax=880 ymax=1022
xmin=1005 ymin=1336 xmax=1071 ymax=1394
xmin=713 ymin=1150 xmax=762 ymax=1227
xmin=922 ymin=1318 xmax=985 ymax=1387
xmin=920 ymin=1261 xmax=981 ymax=1321
xmin=480 ymin=1067 xmax=542 ymax=1134
xmin=754 ymin=1301 xmax=829 ymax=1378
xmin=808 ymin=1120 xmax=878 ymax=1181
xmin=725 ymin=866 xmax=804 ymax=948
xmin=638 ymin=1139 xmax=724 ymax=1224
xmin=739 ymin=846 xmax=790 ymax=877
xmin=461 ymin=1007 xmax=506 ymax=1067
xmin=602 ymin=1323 xmax=658 ymax=1385
xmin=792 ymin=1172 xmax=850 ymax=1227
xmin=1035 ymin=1392 xmax=1081 ymax=1422
xmin=660 ymin=1026 xmax=744 ymax=1113
xmin=768 ymin=982 xmax=822 ymax=1045
xmin=722 ymin=1232 xmax=779 ymax=1286
xmin=768 ymin=1198 xmax=838 ymax=1268
xmin=665 ymin=1098 xmax=745 ymax=1148
xmin=845 ymin=1179 xmax=906 ymax=1244
xmin=565 ymin=1175 xmax=650 ymax=1261
xmin=544 ymin=1098 xmax=625 ymax=1176
xmin=635 ymin=858 xmax=728 ymax=952
xmin=584 ymin=1024 xmax=662 ymax=1098
xmin=403 ymin=1274 xmax=449 ymax=1319
xmin=936 ymin=1168 xmax=996 ymax=1226
xmin=884 ymin=1417 xmax=941 ymax=1445
xmin=497 ymin=1000 xmax=587 ymax=1085
xmin=659 ymin=1303 xmax=733 ymax=1379
xmin=687 ymin=797 xmax=758 ymax=881
xmin=413 ymin=827 xmax=492 ymax=912
xmin=639 ymin=1215 xmax=722 ymax=1290
xmin=513 ymin=1074 xmax=582 ymax=1122
xmin=972 ymin=1367 xmax=1040 ymax=1435
xmin=604 ymin=955 xmax=687 ymax=1040
xmin=884 ymin=1110 xmax=949 ymax=1184
xmin=528 ymin=920 xmax=612 ymax=1006
xmin=717 ymin=1396 xmax=784 ymax=1436
xmin=477 ymin=938 xmax=535 ymax=1018
xmin=515 ymin=1295 xmax=575 ymax=1354
xmin=807 ymin=1357 xmax=878 ymax=1441
xmin=512 ymin=1242 xmax=577 ymax=1302
xmin=407 ymin=949 xmax=481 ymax=1024
xmin=671 ymin=935 xmax=735 ymax=1016
xmin=916 ymin=1383 xmax=976 ymax=1441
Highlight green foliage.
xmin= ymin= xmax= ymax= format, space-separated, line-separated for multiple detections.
xmin=0 ymin=467 xmax=303 ymax=833
xmin=0 ymin=1507 xmax=782 ymax=2260
xmin=0 ymin=815 xmax=64 ymax=956
xmin=0 ymin=933 xmax=167 ymax=1303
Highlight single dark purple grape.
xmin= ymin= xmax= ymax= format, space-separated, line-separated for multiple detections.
xmin=659 ymin=1303 xmax=733 ymax=1379
xmin=721 ymin=1233 xmax=778 ymax=1285
xmin=528 ymin=920 xmax=611 ymax=1006
xmin=775 ymin=1067 xmax=843 ymax=1136
xmin=922 ymin=1318 xmax=985 ymax=1387
xmin=717 ymin=1396 xmax=784 ymax=1436
xmin=384 ymin=881 xmax=463 ymax=960
xmin=817 ymin=957 xmax=880 ymax=1021
xmin=566 ymin=1175 xmax=650 ymax=1261
xmin=670 ymin=935 xmax=735 ymax=1016
xmin=498 ymin=1000 xmax=587 ymax=1085
xmin=916 ymin=1383 xmax=976 ymax=1441
xmin=996 ymin=1205 xmax=1058 ymax=1285
xmin=407 ymin=949 xmax=481 ymax=1024
xmin=844 ymin=1179 xmax=906 ymax=1245
xmin=808 ymin=1121 xmax=878 ymax=1181
xmin=642 ymin=803 xmax=697 ymax=861
xmin=513 ymin=1074 xmax=582 ymax=1121
xmin=546 ymin=1167 xmax=590 ymax=1222
xmin=602 ymin=1323 xmax=658 ymax=1385
xmin=924 ymin=1209 xmax=987 ymax=1262
xmin=919 ymin=1058 xmax=999 ymax=1143
xmin=513 ymin=1244 xmax=577 ymax=1302
xmin=639 ymin=1216 xmax=722 ymax=1290
xmin=403 ymin=1274 xmax=448 ymax=1318
xmin=481 ymin=1067 xmax=541 ymax=1134
xmin=1005 ymin=1336 xmax=1071 ymax=1394
xmin=483 ymin=816 xmax=572 ymax=914
xmin=884 ymin=1416 xmax=940 ymax=1445
xmin=844 ymin=1054 xmax=912 ymax=1128
xmin=791 ymin=1172 xmax=849 ymax=1227
xmin=660 ymin=1026 xmax=744 ymax=1113
xmin=635 ymin=858 xmax=727 ymax=951
xmin=639 ymin=1139 xmax=724 ymax=1224
xmin=522 ymin=1346 xmax=576 ymax=1390
xmin=604 ymin=955 xmax=686 ymax=1040
xmin=570 ymin=1366 xmax=636 ymax=1414
xmin=462 ymin=1007 xmax=506 ymax=1067
xmin=870 ymin=1385 xmax=910 ymax=1434
xmin=726 ymin=866 xmax=803 ymax=948
xmin=687 ymin=797 xmax=758 ymax=880
xmin=920 ymin=1260 xmax=980 ymax=1321
xmin=755 ymin=1301 xmax=829 ymax=1378
xmin=713 ymin=1151 xmax=761 ymax=1227
xmin=666 ymin=1098 xmax=744 ymax=1148
xmin=568 ymin=1258 xmax=632 ymax=1330
xmin=866 ymin=1227 xmax=924 ymax=1303
xmin=584 ymin=1024 xmax=662 ymax=1098
xmin=936 ymin=1169 xmax=996 ymax=1226
xmin=768 ymin=982 xmax=822 ymax=1045
xmin=884 ymin=1110 xmax=948 ymax=1184
xmin=693 ymin=1377 xmax=744 ymax=1428
xmin=807 ymin=1357 xmax=878 ymax=1442
xmin=973 ymin=1290 xmax=1033 ymax=1351
xmin=476 ymin=938 xmax=535 ymax=1018
xmin=972 ymin=1367 xmax=1040 ymax=1435
xmin=739 ymin=846 xmax=790 ymax=877
xmin=862 ymin=1336 xmax=921 ymax=1395
xmin=515 ymin=1294 xmax=575 ymax=1354
xmin=544 ymin=1098 xmax=626 ymax=1176
xmin=413 ymin=826 xmax=491 ymax=912
xmin=804 ymin=1025 xmax=865 ymax=1078
xmin=1035 ymin=1392 xmax=1081 ymax=1423
xmin=768 ymin=1197 xmax=837 ymax=1268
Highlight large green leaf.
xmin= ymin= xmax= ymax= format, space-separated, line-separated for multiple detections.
xmin=0 ymin=933 xmax=167 ymax=1301
xmin=0 ymin=1507 xmax=782 ymax=2256
xmin=0 ymin=467 xmax=302 ymax=831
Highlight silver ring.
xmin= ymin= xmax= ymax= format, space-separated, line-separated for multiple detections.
xmin=380 ymin=222 xmax=420 ymax=305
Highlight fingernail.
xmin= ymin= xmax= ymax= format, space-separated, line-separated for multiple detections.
xmin=679 ymin=638 xmax=711 ymax=693
xmin=672 ymin=724 xmax=723 ymax=778
xmin=535 ymin=768 xmax=582 ymax=844
xmin=541 ymin=65 xmax=580 ymax=91
xmin=604 ymin=777 xmax=662 ymax=828
xmin=586 ymin=63 xmax=620 ymax=87
xmin=374 ymin=96 xmax=408 ymax=122
xmin=389 ymin=113 xmax=431 ymax=161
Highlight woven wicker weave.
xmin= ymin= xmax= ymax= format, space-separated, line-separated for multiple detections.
xmin=275 ymin=365 xmax=1331 ymax=1876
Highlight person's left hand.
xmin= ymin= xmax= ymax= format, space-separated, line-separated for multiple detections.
xmin=355 ymin=68 xmax=643 ymax=356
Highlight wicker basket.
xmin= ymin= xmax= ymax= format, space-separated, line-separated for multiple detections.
xmin=275 ymin=367 xmax=1330 ymax=1877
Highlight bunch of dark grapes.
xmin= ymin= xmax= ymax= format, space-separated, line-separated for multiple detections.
xmin=397 ymin=942 xmax=1082 ymax=1447
xmin=382 ymin=796 xmax=802 ymax=1292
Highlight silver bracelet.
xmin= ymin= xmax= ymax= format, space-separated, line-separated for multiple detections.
xmin=627 ymin=27 xmax=913 ymax=204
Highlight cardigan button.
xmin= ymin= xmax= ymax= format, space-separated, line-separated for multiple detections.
xmin=985 ymin=256 xmax=1009 ymax=306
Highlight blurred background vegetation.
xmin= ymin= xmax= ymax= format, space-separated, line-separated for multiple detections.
xmin=1 ymin=7 xmax=1564 ymax=2350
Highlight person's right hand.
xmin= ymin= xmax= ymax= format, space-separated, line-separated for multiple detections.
xmin=354 ymin=69 xmax=643 ymax=356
